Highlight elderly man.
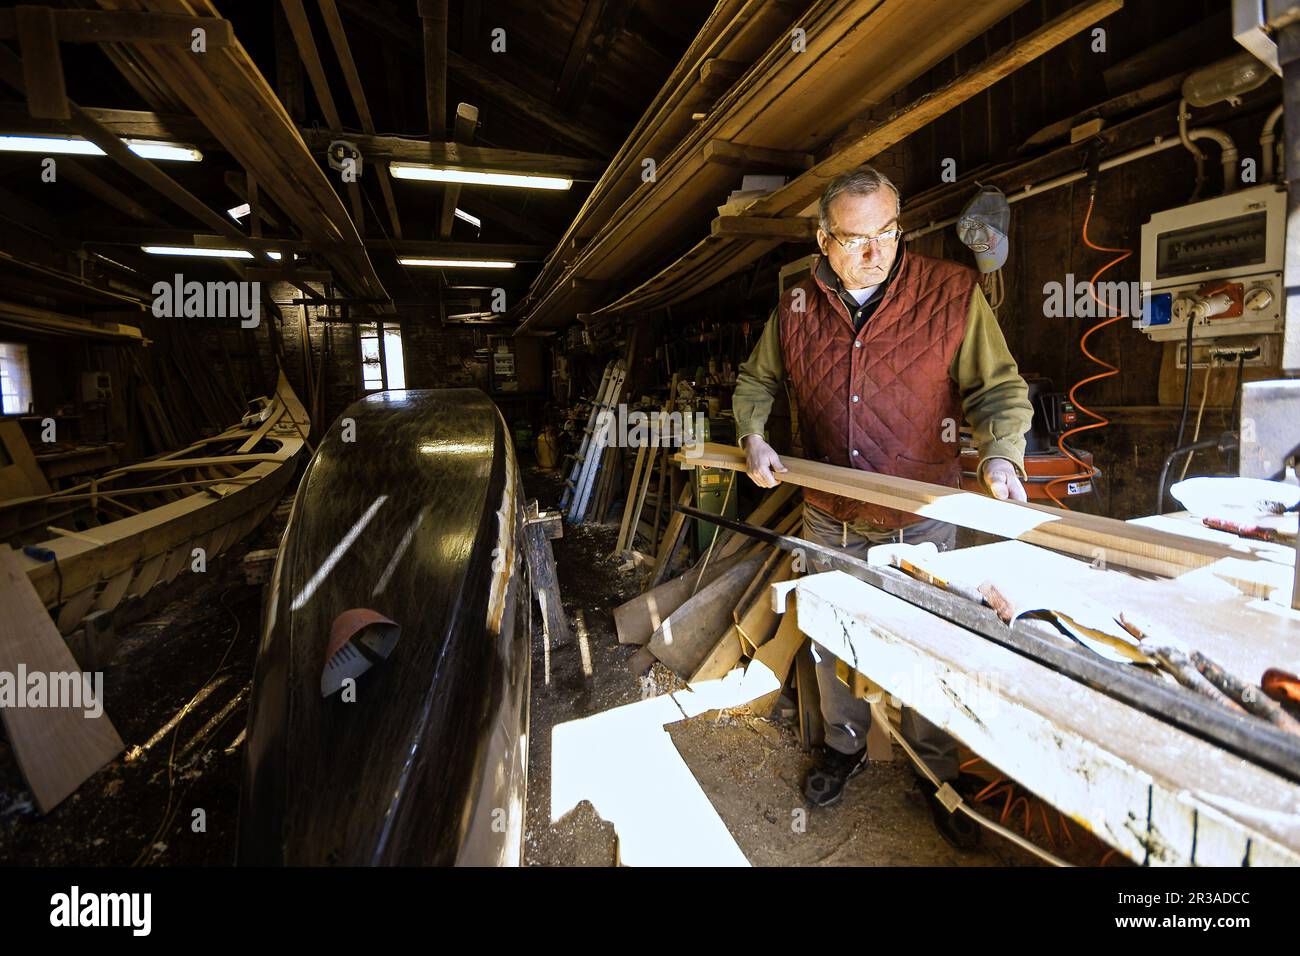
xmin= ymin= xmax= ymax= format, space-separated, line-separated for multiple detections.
xmin=733 ymin=166 xmax=1033 ymax=849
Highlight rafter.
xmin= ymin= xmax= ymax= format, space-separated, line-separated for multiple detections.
xmin=317 ymin=0 xmax=403 ymax=240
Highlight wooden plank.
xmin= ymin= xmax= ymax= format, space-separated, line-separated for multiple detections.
xmin=793 ymin=569 xmax=1300 ymax=865
xmin=647 ymin=552 xmax=765 ymax=676
xmin=702 ymin=139 xmax=813 ymax=171
xmin=615 ymin=547 xmax=754 ymax=646
xmin=710 ymin=215 xmax=817 ymax=240
xmin=517 ymin=0 xmax=1028 ymax=331
xmin=745 ymin=594 xmax=805 ymax=717
xmin=0 ymin=548 xmax=123 ymax=812
xmin=613 ymin=442 xmax=648 ymax=553
xmin=88 ymin=0 xmax=389 ymax=307
xmin=647 ymin=484 xmax=694 ymax=585
xmin=678 ymin=443 xmax=1290 ymax=585
xmin=694 ymin=552 xmax=797 ymax=683
xmin=525 ymin=514 xmax=571 ymax=648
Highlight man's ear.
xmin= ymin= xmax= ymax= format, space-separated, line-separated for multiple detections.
xmin=816 ymin=228 xmax=830 ymax=256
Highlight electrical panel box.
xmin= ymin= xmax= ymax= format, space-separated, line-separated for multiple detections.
xmin=1137 ymin=183 xmax=1285 ymax=342
xmin=79 ymin=371 xmax=111 ymax=403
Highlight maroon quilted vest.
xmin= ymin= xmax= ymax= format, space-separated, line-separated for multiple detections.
xmin=778 ymin=248 xmax=976 ymax=528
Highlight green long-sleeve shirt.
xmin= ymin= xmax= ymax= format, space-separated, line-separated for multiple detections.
xmin=734 ymin=278 xmax=1033 ymax=522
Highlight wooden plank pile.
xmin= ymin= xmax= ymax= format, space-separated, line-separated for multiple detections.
xmin=614 ymin=482 xmax=805 ymax=705
xmin=517 ymin=0 xmax=1034 ymax=332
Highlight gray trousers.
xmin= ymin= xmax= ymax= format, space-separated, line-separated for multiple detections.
xmin=802 ymin=501 xmax=961 ymax=781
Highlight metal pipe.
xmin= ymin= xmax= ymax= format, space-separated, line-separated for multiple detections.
xmin=906 ymin=137 xmax=1182 ymax=241
xmin=1263 ymin=102 xmax=1285 ymax=181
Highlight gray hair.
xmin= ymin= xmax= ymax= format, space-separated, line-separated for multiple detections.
xmin=818 ymin=166 xmax=902 ymax=233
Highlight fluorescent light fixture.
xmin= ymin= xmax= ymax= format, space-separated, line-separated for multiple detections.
xmin=399 ymin=257 xmax=515 ymax=269
xmin=142 ymin=245 xmax=254 ymax=259
xmin=0 ymin=134 xmax=202 ymax=162
xmin=228 ymin=203 xmax=251 ymax=221
xmin=141 ymin=246 xmax=286 ymax=260
xmin=454 ymin=208 xmax=482 ymax=228
xmin=388 ymin=162 xmax=571 ymax=190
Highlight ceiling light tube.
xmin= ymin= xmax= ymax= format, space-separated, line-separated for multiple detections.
xmin=388 ymin=162 xmax=571 ymax=190
xmin=398 ymin=257 xmax=516 ymax=269
xmin=142 ymin=245 xmax=255 ymax=259
xmin=0 ymin=134 xmax=203 ymax=162
xmin=454 ymin=208 xmax=482 ymax=228
xmin=140 ymin=246 xmax=287 ymax=260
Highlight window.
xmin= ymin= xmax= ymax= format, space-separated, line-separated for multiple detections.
xmin=0 ymin=343 xmax=32 ymax=415
xmin=358 ymin=323 xmax=405 ymax=391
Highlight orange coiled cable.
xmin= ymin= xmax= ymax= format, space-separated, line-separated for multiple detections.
xmin=1045 ymin=192 xmax=1130 ymax=508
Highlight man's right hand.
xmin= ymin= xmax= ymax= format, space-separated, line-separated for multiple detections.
xmin=742 ymin=434 xmax=788 ymax=488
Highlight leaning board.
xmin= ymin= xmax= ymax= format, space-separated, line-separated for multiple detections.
xmin=0 ymin=547 xmax=123 ymax=812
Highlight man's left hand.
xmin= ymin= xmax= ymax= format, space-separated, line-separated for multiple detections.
xmin=982 ymin=458 xmax=1027 ymax=502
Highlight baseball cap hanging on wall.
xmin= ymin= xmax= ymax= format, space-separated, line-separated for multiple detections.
xmin=956 ymin=184 xmax=1010 ymax=273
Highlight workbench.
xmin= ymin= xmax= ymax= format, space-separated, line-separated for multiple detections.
xmin=784 ymin=536 xmax=1300 ymax=866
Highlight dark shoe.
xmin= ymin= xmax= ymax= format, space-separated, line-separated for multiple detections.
xmin=914 ymin=774 xmax=982 ymax=851
xmin=802 ymin=747 xmax=869 ymax=807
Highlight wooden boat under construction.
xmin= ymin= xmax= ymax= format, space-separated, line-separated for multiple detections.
xmin=5 ymin=374 xmax=309 ymax=636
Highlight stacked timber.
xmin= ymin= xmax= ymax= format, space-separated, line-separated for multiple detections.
xmin=614 ymin=483 xmax=805 ymax=703
xmin=518 ymin=0 xmax=1044 ymax=332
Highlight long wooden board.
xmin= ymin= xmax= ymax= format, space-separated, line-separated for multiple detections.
xmin=678 ymin=443 xmax=1290 ymax=587
xmin=0 ymin=548 xmax=123 ymax=813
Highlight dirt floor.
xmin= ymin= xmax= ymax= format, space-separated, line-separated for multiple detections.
xmin=0 ymin=462 xmax=1109 ymax=867
xmin=523 ymin=467 xmax=1035 ymax=867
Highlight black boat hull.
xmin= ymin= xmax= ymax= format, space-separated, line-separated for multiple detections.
xmin=238 ymin=389 xmax=530 ymax=865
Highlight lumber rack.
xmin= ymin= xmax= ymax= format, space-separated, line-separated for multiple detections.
xmin=675 ymin=503 xmax=1300 ymax=786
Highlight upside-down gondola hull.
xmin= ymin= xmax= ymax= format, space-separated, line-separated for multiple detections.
xmin=238 ymin=389 xmax=531 ymax=866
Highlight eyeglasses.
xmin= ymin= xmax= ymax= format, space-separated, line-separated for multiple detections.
xmin=827 ymin=227 xmax=902 ymax=253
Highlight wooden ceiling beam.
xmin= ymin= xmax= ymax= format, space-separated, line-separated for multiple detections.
xmin=298 ymin=128 xmax=605 ymax=178
xmin=61 ymin=160 xmax=168 ymax=226
xmin=438 ymin=102 xmax=479 ymax=239
xmin=279 ymin=0 xmax=365 ymax=237
xmin=554 ymin=0 xmax=608 ymax=108
xmin=0 ymin=9 xmax=234 ymax=47
xmin=419 ymin=0 xmax=448 ymax=138
xmin=14 ymin=6 xmax=68 ymax=120
xmin=317 ymin=0 xmax=403 ymax=240
xmin=0 ymin=105 xmax=604 ymax=180
xmin=0 ymin=44 xmax=264 ymax=261
xmin=81 ymin=229 xmax=549 ymax=261
xmin=333 ymin=0 xmax=615 ymax=156
xmin=555 ymin=0 xmax=637 ymax=111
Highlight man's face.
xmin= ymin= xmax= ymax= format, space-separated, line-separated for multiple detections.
xmin=816 ymin=189 xmax=900 ymax=291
